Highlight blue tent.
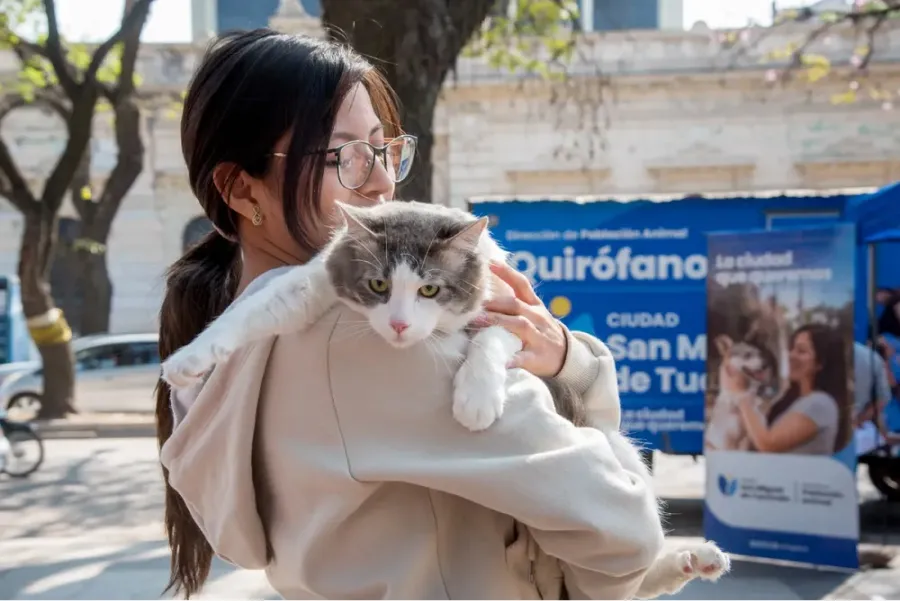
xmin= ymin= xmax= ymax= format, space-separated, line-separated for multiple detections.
xmin=843 ymin=181 xmax=900 ymax=341
xmin=845 ymin=181 xmax=900 ymax=244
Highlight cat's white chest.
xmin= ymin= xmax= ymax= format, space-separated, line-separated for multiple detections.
xmin=431 ymin=330 xmax=470 ymax=361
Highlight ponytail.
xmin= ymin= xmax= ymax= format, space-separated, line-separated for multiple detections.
xmin=155 ymin=231 xmax=239 ymax=598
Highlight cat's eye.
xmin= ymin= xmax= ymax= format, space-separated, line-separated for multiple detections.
xmin=369 ymin=279 xmax=389 ymax=293
xmin=418 ymin=284 xmax=440 ymax=298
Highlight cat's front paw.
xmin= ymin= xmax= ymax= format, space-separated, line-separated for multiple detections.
xmin=677 ymin=542 xmax=730 ymax=581
xmin=162 ymin=350 xmax=211 ymax=389
xmin=161 ymin=335 xmax=238 ymax=390
xmin=452 ymin=360 xmax=506 ymax=431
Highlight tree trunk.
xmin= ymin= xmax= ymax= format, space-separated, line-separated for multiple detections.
xmin=394 ymin=92 xmax=437 ymax=202
xmin=70 ymin=99 xmax=143 ymax=334
xmin=18 ymin=211 xmax=76 ymax=419
xmin=77 ymin=250 xmax=113 ymax=335
xmin=321 ymin=0 xmax=494 ymax=205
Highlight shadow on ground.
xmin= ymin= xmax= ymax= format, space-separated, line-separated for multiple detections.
xmin=0 ymin=444 xmax=163 ymax=539
xmin=0 ymin=539 xmax=276 ymax=600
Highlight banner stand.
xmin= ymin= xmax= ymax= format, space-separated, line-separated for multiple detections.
xmin=704 ymin=224 xmax=860 ymax=570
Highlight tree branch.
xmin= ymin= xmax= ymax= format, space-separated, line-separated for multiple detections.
xmin=112 ymin=0 xmax=154 ymax=101
xmin=89 ymin=97 xmax=143 ymax=237
xmin=41 ymin=0 xmax=79 ymax=96
xmin=85 ymin=0 xmax=154 ymax=84
xmin=0 ymin=93 xmax=69 ymax=214
xmin=857 ymin=10 xmax=890 ymax=71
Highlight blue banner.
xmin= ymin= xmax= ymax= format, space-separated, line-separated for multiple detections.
xmin=472 ymin=195 xmax=850 ymax=453
xmin=0 ymin=275 xmax=36 ymax=365
xmin=704 ymin=224 xmax=859 ymax=569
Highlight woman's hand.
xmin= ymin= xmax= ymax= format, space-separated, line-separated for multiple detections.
xmin=738 ymin=392 xmax=756 ymax=412
xmin=471 ymin=261 xmax=567 ymax=378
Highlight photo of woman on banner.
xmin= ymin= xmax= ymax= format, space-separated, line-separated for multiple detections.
xmin=706 ymin=252 xmax=855 ymax=457
xmin=736 ymin=324 xmax=849 ymax=454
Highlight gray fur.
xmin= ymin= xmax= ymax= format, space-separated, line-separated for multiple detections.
xmin=325 ymin=201 xmax=487 ymax=318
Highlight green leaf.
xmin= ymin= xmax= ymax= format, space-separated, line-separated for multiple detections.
xmin=466 ymin=0 xmax=578 ymax=80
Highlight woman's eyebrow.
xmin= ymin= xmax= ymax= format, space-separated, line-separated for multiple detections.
xmin=330 ymin=124 xmax=384 ymax=144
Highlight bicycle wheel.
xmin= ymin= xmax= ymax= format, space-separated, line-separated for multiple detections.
xmin=1 ymin=427 xmax=44 ymax=478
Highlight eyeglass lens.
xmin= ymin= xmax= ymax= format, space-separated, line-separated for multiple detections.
xmin=337 ymin=136 xmax=416 ymax=189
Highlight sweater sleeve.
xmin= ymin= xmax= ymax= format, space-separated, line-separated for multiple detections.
xmin=554 ymin=326 xmax=622 ymax=432
xmin=330 ymin=343 xmax=664 ymax=600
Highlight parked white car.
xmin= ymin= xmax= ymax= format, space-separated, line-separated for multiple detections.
xmin=0 ymin=333 xmax=160 ymax=420
xmin=0 ymin=361 xmax=41 ymax=387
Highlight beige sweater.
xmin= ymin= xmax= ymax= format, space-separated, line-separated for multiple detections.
xmin=160 ymin=304 xmax=664 ymax=599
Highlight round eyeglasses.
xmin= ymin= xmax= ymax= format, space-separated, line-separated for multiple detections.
xmin=272 ymin=134 xmax=417 ymax=191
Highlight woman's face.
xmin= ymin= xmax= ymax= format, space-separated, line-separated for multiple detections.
xmin=788 ymin=331 xmax=819 ymax=384
xmin=250 ymin=82 xmax=396 ymax=259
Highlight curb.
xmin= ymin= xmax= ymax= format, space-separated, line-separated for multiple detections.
xmin=31 ymin=415 xmax=156 ymax=440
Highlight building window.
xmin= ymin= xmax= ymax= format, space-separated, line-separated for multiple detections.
xmin=216 ymin=0 xmax=320 ymax=31
xmin=591 ymin=0 xmax=659 ymax=31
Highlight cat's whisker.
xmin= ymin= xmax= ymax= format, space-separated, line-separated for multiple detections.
xmin=422 ymin=337 xmax=441 ymax=374
xmin=421 ymin=229 xmax=439 ymax=267
xmin=331 ymin=326 xmax=375 ymax=343
xmin=425 ymin=335 xmax=454 ymax=376
xmin=346 ymin=234 xmax=384 ymax=269
xmin=351 ymin=258 xmax=382 ymax=272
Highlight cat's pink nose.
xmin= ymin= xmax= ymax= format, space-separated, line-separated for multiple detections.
xmin=390 ymin=320 xmax=409 ymax=335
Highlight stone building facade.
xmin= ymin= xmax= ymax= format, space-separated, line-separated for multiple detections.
xmin=1 ymin=3 xmax=899 ymax=333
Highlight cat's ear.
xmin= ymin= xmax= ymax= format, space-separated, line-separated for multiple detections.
xmin=335 ymin=201 xmax=374 ymax=236
xmin=447 ymin=216 xmax=489 ymax=250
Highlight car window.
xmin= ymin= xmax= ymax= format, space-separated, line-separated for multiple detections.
xmin=75 ymin=341 xmax=159 ymax=370
xmin=76 ymin=344 xmax=129 ymax=371
xmin=124 ymin=342 xmax=160 ymax=366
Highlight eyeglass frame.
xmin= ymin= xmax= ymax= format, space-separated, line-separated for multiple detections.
xmin=270 ymin=133 xmax=417 ymax=191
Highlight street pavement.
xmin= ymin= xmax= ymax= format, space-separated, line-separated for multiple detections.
xmin=1 ymin=438 xmax=898 ymax=600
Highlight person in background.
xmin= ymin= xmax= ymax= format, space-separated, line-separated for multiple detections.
xmin=876 ymin=287 xmax=900 ymax=339
xmin=853 ymin=340 xmax=899 ymax=454
xmin=737 ymin=324 xmax=847 ymax=454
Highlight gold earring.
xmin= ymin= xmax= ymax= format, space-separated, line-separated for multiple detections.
xmin=251 ymin=204 xmax=263 ymax=226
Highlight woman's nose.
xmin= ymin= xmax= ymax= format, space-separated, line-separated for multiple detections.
xmin=358 ymin=157 xmax=394 ymax=201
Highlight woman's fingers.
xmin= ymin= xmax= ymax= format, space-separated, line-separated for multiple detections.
xmin=484 ymin=294 xmax=527 ymax=316
xmin=490 ymin=262 xmax=541 ymax=305
xmin=482 ymin=311 xmax=537 ymax=342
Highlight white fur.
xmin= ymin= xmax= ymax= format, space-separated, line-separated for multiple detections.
xmin=635 ymin=540 xmax=731 ymax=598
xmin=162 ymin=252 xmax=336 ymax=389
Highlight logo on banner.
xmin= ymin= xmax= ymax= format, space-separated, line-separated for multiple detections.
xmin=718 ymin=474 xmax=738 ymax=497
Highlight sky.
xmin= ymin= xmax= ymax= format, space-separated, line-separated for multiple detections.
xmin=27 ymin=0 xmax=826 ymax=43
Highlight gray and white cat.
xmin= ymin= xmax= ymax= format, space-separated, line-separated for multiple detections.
xmin=161 ymin=200 xmax=729 ymax=599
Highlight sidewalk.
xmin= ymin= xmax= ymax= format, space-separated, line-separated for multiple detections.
xmin=32 ymin=412 xmax=155 ymax=439
xmin=659 ymin=539 xmax=899 ymax=600
xmin=2 ymin=533 xmax=896 ymax=600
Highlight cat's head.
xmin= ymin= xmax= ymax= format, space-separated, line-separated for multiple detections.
xmin=325 ymin=201 xmax=492 ymax=348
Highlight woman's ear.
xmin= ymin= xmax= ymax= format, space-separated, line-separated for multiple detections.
xmin=213 ymin=162 xmax=257 ymax=222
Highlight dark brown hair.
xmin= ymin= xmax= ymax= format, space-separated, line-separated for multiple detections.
xmin=767 ymin=323 xmax=851 ymax=452
xmin=155 ymin=29 xmax=400 ymax=598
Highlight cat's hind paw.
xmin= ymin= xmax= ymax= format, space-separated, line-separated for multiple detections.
xmin=452 ymin=360 xmax=506 ymax=431
xmin=677 ymin=542 xmax=730 ymax=582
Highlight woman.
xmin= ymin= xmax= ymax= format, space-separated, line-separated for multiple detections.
xmin=737 ymin=324 xmax=849 ymax=455
xmin=156 ymin=29 xmax=663 ymax=600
